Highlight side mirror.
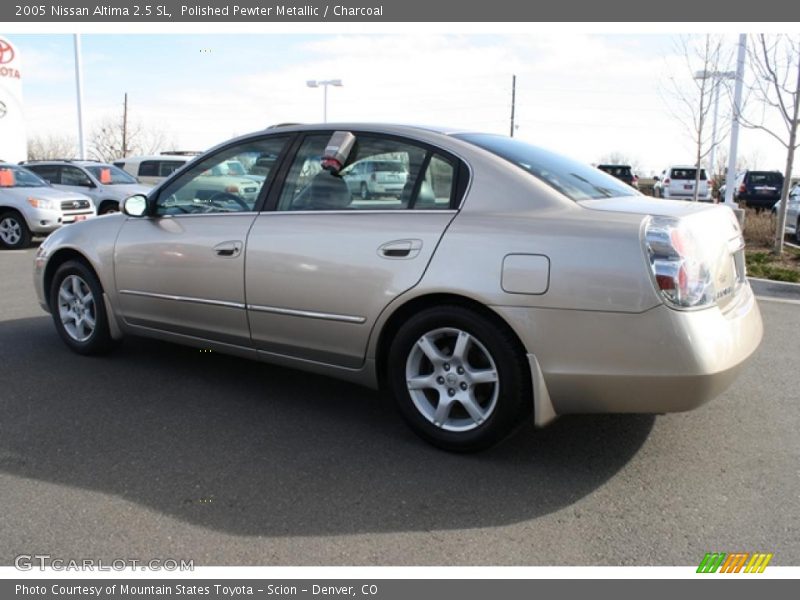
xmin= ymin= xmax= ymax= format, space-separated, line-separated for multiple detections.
xmin=121 ymin=194 xmax=148 ymax=217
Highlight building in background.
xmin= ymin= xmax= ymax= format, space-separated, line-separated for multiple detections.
xmin=0 ymin=35 xmax=26 ymax=163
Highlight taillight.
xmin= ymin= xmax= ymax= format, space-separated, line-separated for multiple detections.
xmin=664 ymin=178 xmax=671 ymax=185
xmin=225 ymin=185 xmax=239 ymax=193
xmin=738 ymin=184 xmax=746 ymax=194
xmin=644 ymin=216 xmax=715 ymax=309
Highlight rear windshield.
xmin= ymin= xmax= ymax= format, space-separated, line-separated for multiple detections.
xmin=748 ymin=172 xmax=783 ymax=185
xmin=670 ymin=168 xmax=707 ymax=180
xmin=455 ymin=133 xmax=636 ymax=200
xmin=372 ymin=161 xmax=406 ymax=173
xmin=598 ymin=165 xmax=632 ymax=177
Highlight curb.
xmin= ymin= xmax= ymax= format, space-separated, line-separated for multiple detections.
xmin=749 ymin=277 xmax=800 ymax=301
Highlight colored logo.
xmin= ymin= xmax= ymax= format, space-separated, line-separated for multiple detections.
xmin=0 ymin=40 xmax=15 ymax=65
xmin=697 ymin=552 xmax=773 ymax=573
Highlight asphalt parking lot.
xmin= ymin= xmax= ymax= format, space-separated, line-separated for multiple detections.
xmin=0 ymin=246 xmax=798 ymax=566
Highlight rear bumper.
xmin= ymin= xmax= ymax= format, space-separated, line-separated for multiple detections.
xmin=738 ymin=194 xmax=780 ymax=209
xmin=493 ymin=285 xmax=762 ymax=416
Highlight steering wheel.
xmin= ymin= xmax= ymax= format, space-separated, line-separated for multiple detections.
xmin=208 ymin=192 xmax=250 ymax=211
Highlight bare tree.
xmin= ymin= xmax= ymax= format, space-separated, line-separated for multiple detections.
xmin=27 ymin=134 xmax=77 ymax=160
xmin=662 ymin=35 xmax=732 ymax=201
xmin=738 ymin=34 xmax=800 ymax=255
xmin=89 ymin=115 xmax=173 ymax=163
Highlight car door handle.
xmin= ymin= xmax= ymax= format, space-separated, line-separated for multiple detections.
xmin=378 ymin=239 xmax=422 ymax=259
xmin=213 ymin=241 xmax=243 ymax=258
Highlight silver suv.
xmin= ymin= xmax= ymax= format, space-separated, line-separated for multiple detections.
xmin=24 ymin=160 xmax=151 ymax=215
xmin=0 ymin=163 xmax=94 ymax=249
xmin=342 ymin=158 xmax=408 ymax=199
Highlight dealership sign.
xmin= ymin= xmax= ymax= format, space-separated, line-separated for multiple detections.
xmin=0 ymin=35 xmax=26 ymax=162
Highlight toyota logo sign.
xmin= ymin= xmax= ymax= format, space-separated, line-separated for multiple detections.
xmin=0 ymin=40 xmax=14 ymax=65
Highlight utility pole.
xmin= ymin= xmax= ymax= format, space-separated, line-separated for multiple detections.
xmin=121 ymin=93 xmax=128 ymax=158
xmin=510 ymin=74 xmax=516 ymax=137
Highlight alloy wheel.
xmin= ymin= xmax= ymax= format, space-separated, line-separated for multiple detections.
xmin=57 ymin=274 xmax=97 ymax=342
xmin=405 ymin=327 xmax=500 ymax=432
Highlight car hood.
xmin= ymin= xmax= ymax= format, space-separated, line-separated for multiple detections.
xmin=1 ymin=186 xmax=92 ymax=203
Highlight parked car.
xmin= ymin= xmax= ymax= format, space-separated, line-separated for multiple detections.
xmin=653 ymin=165 xmax=711 ymax=201
xmin=0 ymin=163 xmax=94 ymax=249
xmin=33 ymin=124 xmax=762 ymax=451
xmin=113 ymin=152 xmax=200 ymax=186
xmin=729 ymin=170 xmax=784 ymax=210
xmin=597 ymin=164 xmax=638 ymax=189
xmin=342 ymin=158 xmax=408 ymax=199
xmin=23 ymin=160 xmax=151 ymax=215
xmin=776 ymin=183 xmax=800 ymax=243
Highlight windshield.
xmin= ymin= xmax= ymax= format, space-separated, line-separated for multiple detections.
xmin=599 ymin=165 xmax=632 ymax=177
xmin=455 ymin=133 xmax=636 ymax=201
xmin=85 ymin=165 xmax=138 ymax=184
xmin=0 ymin=165 xmax=50 ymax=188
xmin=749 ymin=172 xmax=783 ymax=185
xmin=670 ymin=168 xmax=706 ymax=180
xmin=373 ymin=161 xmax=406 ymax=173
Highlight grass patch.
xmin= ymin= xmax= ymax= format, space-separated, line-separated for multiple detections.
xmin=740 ymin=208 xmax=800 ymax=282
xmin=745 ymin=250 xmax=800 ymax=283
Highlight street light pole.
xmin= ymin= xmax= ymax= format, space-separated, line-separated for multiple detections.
xmin=724 ymin=35 xmax=747 ymax=211
xmin=73 ymin=34 xmax=86 ymax=160
xmin=306 ymin=79 xmax=343 ymax=123
xmin=694 ymin=69 xmax=735 ymax=183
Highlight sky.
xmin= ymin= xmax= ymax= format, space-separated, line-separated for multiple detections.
xmin=3 ymin=31 xmax=797 ymax=175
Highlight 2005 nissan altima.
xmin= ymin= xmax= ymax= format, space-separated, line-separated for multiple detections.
xmin=33 ymin=124 xmax=763 ymax=451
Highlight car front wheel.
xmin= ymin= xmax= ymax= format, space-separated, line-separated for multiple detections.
xmin=49 ymin=260 xmax=116 ymax=355
xmin=388 ymin=305 xmax=531 ymax=452
xmin=0 ymin=210 xmax=32 ymax=249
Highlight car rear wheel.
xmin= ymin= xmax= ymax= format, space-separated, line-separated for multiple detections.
xmin=360 ymin=182 xmax=370 ymax=200
xmin=388 ymin=305 xmax=531 ymax=452
xmin=49 ymin=260 xmax=115 ymax=355
xmin=0 ymin=210 xmax=31 ymax=249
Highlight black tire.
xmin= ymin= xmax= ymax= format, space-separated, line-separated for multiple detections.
xmin=796 ymin=217 xmax=800 ymax=244
xmin=49 ymin=260 xmax=116 ymax=355
xmin=360 ymin=182 xmax=370 ymax=200
xmin=387 ymin=305 xmax=531 ymax=452
xmin=98 ymin=201 xmax=120 ymax=215
xmin=0 ymin=210 xmax=32 ymax=249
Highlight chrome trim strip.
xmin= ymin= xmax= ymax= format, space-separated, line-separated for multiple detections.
xmin=247 ymin=303 xmax=366 ymax=324
xmin=257 ymin=209 xmax=458 ymax=216
xmin=119 ymin=289 xmax=246 ymax=309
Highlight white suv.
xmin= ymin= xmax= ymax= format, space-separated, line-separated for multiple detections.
xmin=0 ymin=163 xmax=95 ymax=249
xmin=654 ymin=165 xmax=711 ymax=201
xmin=113 ymin=152 xmax=200 ymax=186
